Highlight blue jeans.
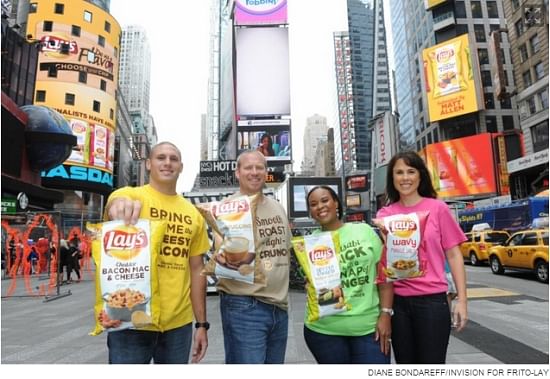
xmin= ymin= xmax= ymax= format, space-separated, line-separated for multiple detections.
xmin=107 ymin=324 xmax=192 ymax=364
xmin=391 ymin=293 xmax=451 ymax=363
xmin=304 ymin=326 xmax=391 ymax=364
xmin=220 ymin=292 xmax=288 ymax=364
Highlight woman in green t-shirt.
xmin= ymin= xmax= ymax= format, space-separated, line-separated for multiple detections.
xmin=303 ymin=186 xmax=393 ymax=364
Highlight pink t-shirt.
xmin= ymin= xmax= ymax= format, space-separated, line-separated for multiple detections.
xmin=376 ymin=197 xmax=466 ymax=297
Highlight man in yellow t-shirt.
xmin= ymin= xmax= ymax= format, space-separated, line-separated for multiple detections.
xmin=101 ymin=142 xmax=210 ymax=364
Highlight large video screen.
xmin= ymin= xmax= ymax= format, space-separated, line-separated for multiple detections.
xmin=237 ymin=129 xmax=291 ymax=162
xmin=288 ymin=177 xmax=343 ymax=219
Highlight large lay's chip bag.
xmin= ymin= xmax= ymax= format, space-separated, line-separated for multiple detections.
xmin=196 ymin=194 xmax=265 ymax=285
xmin=292 ymin=231 xmax=351 ymax=322
xmin=88 ymin=219 xmax=166 ymax=335
xmin=373 ymin=211 xmax=429 ymax=283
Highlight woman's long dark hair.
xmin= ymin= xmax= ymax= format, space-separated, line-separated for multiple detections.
xmin=306 ymin=185 xmax=343 ymax=220
xmin=385 ymin=151 xmax=437 ymax=204
xmin=260 ymin=134 xmax=275 ymax=156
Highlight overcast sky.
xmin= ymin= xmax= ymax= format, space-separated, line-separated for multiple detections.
xmin=110 ymin=0 xmax=393 ymax=193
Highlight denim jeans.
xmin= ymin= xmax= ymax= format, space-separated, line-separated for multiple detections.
xmin=107 ymin=323 xmax=192 ymax=364
xmin=391 ymin=293 xmax=451 ymax=363
xmin=304 ymin=326 xmax=391 ymax=364
xmin=220 ymin=292 xmax=288 ymax=364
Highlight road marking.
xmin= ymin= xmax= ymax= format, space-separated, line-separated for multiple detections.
xmin=467 ymin=287 xmax=519 ymax=298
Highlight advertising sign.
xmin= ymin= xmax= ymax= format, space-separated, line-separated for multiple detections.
xmin=235 ymin=27 xmax=290 ymax=116
xmin=346 ymin=194 xmax=361 ymax=208
xmin=199 ymin=160 xmax=238 ymax=188
xmin=288 ymin=177 xmax=343 ymax=219
xmin=424 ymin=0 xmax=447 ymax=10
xmin=373 ymin=112 xmax=393 ymax=168
xmin=425 ymin=133 xmax=497 ymax=198
xmin=346 ymin=175 xmax=368 ymax=192
xmin=237 ymin=129 xmax=290 ymax=162
xmin=422 ymin=34 xmax=481 ymax=122
xmin=234 ymin=0 xmax=288 ymax=26
xmin=489 ymin=31 xmax=506 ymax=101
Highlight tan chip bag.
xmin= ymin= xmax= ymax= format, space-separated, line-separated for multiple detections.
xmin=88 ymin=219 xmax=166 ymax=335
xmin=196 ymin=194 xmax=265 ymax=285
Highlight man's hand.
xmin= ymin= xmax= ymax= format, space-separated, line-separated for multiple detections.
xmin=191 ymin=328 xmax=208 ymax=363
xmin=107 ymin=197 xmax=142 ymax=225
xmin=98 ymin=310 xmax=121 ymax=329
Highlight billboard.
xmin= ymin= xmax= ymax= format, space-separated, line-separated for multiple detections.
xmin=234 ymin=0 xmax=288 ymax=26
xmin=346 ymin=175 xmax=368 ymax=192
xmin=32 ymin=19 xmax=119 ymax=194
xmin=288 ymin=177 xmax=343 ymax=219
xmin=199 ymin=160 xmax=238 ymax=188
xmin=372 ymin=112 xmax=394 ymax=168
xmin=424 ymin=0 xmax=447 ymax=10
xmin=424 ymin=133 xmax=497 ymax=199
xmin=235 ymin=27 xmax=290 ymax=116
xmin=489 ymin=31 xmax=506 ymax=101
xmin=237 ymin=129 xmax=290 ymax=161
xmin=422 ymin=34 xmax=481 ymax=122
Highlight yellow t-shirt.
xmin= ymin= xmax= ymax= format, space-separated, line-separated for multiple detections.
xmin=105 ymin=184 xmax=210 ymax=331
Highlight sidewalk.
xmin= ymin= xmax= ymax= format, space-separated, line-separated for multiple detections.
xmin=1 ymin=274 xmax=500 ymax=364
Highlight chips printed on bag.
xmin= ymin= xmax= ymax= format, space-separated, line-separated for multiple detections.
xmin=196 ymin=194 xmax=265 ymax=285
xmin=427 ymin=39 xmax=469 ymax=99
xmin=88 ymin=219 xmax=166 ymax=335
xmin=373 ymin=211 xmax=429 ymax=283
xmin=292 ymin=231 xmax=351 ymax=322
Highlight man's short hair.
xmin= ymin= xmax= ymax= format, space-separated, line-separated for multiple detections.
xmin=149 ymin=141 xmax=182 ymax=161
xmin=236 ymin=149 xmax=267 ymax=169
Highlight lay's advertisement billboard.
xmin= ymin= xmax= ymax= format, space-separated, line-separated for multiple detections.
xmin=424 ymin=133 xmax=497 ymax=199
xmin=422 ymin=34 xmax=481 ymax=123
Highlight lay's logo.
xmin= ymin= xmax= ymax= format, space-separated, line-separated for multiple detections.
xmin=308 ymin=246 xmax=334 ymax=266
xmin=213 ymin=199 xmax=249 ymax=217
xmin=103 ymin=225 xmax=148 ymax=260
xmin=436 ymin=47 xmax=454 ymax=63
xmin=388 ymin=218 xmax=418 ymax=239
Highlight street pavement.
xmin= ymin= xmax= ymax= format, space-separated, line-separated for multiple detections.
xmin=1 ymin=268 xmax=547 ymax=365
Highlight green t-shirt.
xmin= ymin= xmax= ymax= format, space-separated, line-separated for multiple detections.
xmin=305 ymin=222 xmax=383 ymax=336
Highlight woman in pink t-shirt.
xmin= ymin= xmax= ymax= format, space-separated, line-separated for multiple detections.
xmin=376 ymin=151 xmax=468 ymax=363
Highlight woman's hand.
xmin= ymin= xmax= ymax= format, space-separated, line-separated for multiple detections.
xmin=375 ymin=313 xmax=392 ymax=355
xmin=452 ymin=299 xmax=468 ymax=332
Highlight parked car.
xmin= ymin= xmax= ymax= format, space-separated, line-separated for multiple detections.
xmin=488 ymin=229 xmax=549 ymax=283
xmin=460 ymin=229 xmax=510 ymax=266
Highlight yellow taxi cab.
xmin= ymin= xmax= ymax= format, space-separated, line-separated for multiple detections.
xmin=488 ymin=228 xmax=549 ymax=283
xmin=460 ymin=228 xmax=510 ymax=266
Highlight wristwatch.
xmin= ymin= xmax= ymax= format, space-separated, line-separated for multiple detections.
xmin=195 ymin=321 xmax=210 ymax=330
xmin=380 ymin=308 xmax=394 ymax=316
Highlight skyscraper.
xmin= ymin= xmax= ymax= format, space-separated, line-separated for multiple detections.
xmin=301 ymin=114 xmax=329 ymax=175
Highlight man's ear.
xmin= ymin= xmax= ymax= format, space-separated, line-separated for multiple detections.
xmin=145 ymin=159 xmax=151 ymax=171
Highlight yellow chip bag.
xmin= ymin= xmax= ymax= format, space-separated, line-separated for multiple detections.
xmin=88 ymin=219 xmax=166 ymax=335
xmin=292 ymin=231 xmax=350 ymax=322
xmin=196 ymin=194 xmax=265 ymax=285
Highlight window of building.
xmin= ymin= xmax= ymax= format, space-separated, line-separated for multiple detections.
xmin=534 ymin=61 xmax=545 ymax=80
xmin=456 ymin=24 xmax=468 ymax=35
xmin=43 ymin=21 xmax=53 ymax=32
xmin=531 ymin=121 xmax=549 ymax=152
xmin=519 ymin=44 xmax=529 ymax=62
xmin=486 ymin=116 xmax=498 ymax=133
xmin=100 ymin=80 xmax=107 ymax=91
xmin=110 ymin=108 xmax=114 ymax=120
xmin=485 ymin=93 xmax=495 ymax=109
xmin=489 ymin=24 xmax=500 ymax=34
xmin=454 ymin=1 xmax=466 ymax=18
xmin=539 ymin=90 xmax=549 ymax=109
xmin=527 ymin=96 xmax=537 ymax=114
xmin=93 ymin=100 xmax=101 ymax=112
xmin=433 ymin=128 xmax=439 ymax=143
xmin=515 ymin=19 xmax=524 ymax=37
xmin=54 ymin=3 xmax=64 ymax=14
xmin=511 ymin=0 xmax=520 ymax=10
xmin=84 ymin=10 xmax=92 ymax=23
xmin=486 ymin=1 xmax=499 ymax=18
xmin=471 ymin=1 xmax=483 ymax=18
xmin=523 ymin=70 xmax=532 ymax=87
xmin=481 ymin=70 xmax=492 ymax=87
xmin=474 ymin=25 xmax=486 ymax=42
xmin=500 ymin=97 xmax=512 ymax=109
xmin=530 ymin=34 xmax=541 ymax=54
xmin=71 ymin=25 xmax=81 ymax=37
xmin=478 ymin=48 xmax=489 ymax=65
xmin=502 ymin=115 xmax=515 ymax=130
xmin=79 ymin=71 xmax=87 ymax=83
xmin=35 ymin=90 xmax=46 ymax=102
xmin=105 ymin=21 xmax=111 ymax=33
xmin=98 ymin=35 xmax=105 ymax=47
xmin=47 ymin=65 xmax=57 ymax=78
xmin=29 ymin=3 xmax=38 ymax=13
xmin=65 ymin=93 xmax=75 ymax=106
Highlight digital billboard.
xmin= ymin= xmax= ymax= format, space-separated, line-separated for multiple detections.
xmin=288 ymin=177 xmax=343 ymax=219
xmin=234 ymin=0 xmax=288 ymax=26
xmin=30 ymin=17 xmax=120 ymax=195
xmin=422 ymin=34 xmax=481 ymax=122
xmin=424 ymin=0 xmax=447 ymax=10
xmin=237 ymin=129 xmax=290 ymax=162
xmin=235 ymin=27 xmax=290 ymax=116
xmin=424 ymin=133 xmax=497 ymax=199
